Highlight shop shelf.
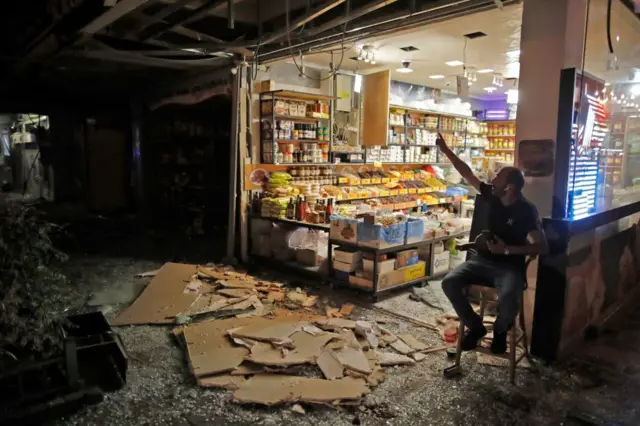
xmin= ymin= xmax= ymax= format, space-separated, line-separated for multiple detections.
xmin=388 ymin=104 xmax=474 ymax=120
xmin=485 ymin=148 xmax=514 ymax=152
xmin=251 ymin=215 xmax=330 ymax=231
xmin=329 ymin=230 xmax=468 ymax=255
xmin=487 ymin=135 xmax=516 ymax=138
xmin=252 ymin=255 xmax=325 ymax=278
xmin=266 ymin=115 xmax=324 ymax=123
xmin=275 ymin=139 xmax=326 ymax=143
xmin=264 ymin=90 xmax=337 ymax=102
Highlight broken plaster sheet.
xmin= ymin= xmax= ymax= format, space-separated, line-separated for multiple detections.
xmin=184 ymin=316 xmax=305 ymax=378
xmin=228 ymin=321 xmax=307 ymax=342
xmin=334 ymin=345 xmax=372 ymax=375
xmin=218 ymin=279 xmax=257 ymax=290
xmin=218 ymin=288 xmax=256 ymax=298
xmin=376 ymin=351 xmax=415 ymax=366
xmin=315 ymin=318 xmax=357 ymax=330
xmin=317 ymin=348 xmax=344 ymax=380
xmin=182 ymin=294 xmax=229 ymax=316
xmin=398 ymin=333 xmax=429 ymax=351
xmin=246 ymin=330 xmax=339 ymax=366
xmin=111 ymin=263 xmax=200 ymax=325
xmin=233 ymin=375 xmax=369 ymax=405
xmin=198 ymin=374 xmax=247 ymax=390
xmin=390 ymin=339 xmax=415 ymax=355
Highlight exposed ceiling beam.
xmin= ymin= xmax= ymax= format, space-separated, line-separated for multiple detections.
xmin=260 ymin=0 xmax=346 ymax=45
xmin=130 ymin=11 xmax=225 ymax=42
xmin=125 ymin=0 xmax=196 ymax=36
xmin=259 ymin=0 xmax=514 ymax=61
xmin=140 ymin=0 xmax=241 ymax=41
xmin=301 ymin=0 xmax=398 ymax=38
xmin=75 ymin=47 xmax=229 ymax=69
xmin=82 ymin=0 xmax=151 ymax=35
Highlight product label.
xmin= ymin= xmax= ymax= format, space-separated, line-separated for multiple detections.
xmin=404 ymin=263 xmax=426 ymax=281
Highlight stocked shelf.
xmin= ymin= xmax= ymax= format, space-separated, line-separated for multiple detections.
xmin=260 ymin=90 xmax=334 ymax=164
xmin=487 ymin=134 xmax=516 ymax=138
xmin=251 ymin=215 xmax=330 ymax=231
xmin=267 ymin=90 xmax=337 ymax=102
xmin=329 ymin=231 xmax=468 ymax=255
xmin=389 ymin=104 xmax=474 ymax=120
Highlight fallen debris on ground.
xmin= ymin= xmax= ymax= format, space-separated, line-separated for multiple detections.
xmin=113 ymin=262 xmax=453 ymax=410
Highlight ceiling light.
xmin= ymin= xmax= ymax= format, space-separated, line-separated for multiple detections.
xmin=484 ymin=87 xmax=497 ymax=93
xmin=446 ymin=60 xmax=464 ymax=67
xmin=430 ymin=75 xmax=445 ymax=79
xmin=478 ymin=69 xmax=494 ymax=74
xmin=354 ymin=74 xmax=362 ymax=93
xmin=396 ymin=59 xmax=413 ymax=73
xmin=371 ymin=59 xmax=376 ymax=65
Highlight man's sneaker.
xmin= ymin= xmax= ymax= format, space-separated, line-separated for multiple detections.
xmin=461 ymin=326 xmax=487 ymax=351
xmin=491 ymin=332 xmax=507 ymax=354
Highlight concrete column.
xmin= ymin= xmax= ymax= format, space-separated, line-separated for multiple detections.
xmin=516 ymin=0 xmax=589 ymax=217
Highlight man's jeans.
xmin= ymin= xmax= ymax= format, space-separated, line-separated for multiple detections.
xmin=441 ymin=257 xmax=525 ymax=334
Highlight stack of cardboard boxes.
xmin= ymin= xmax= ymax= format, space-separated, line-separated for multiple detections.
xmin=333 ymin=246 xmax=426 ymax=290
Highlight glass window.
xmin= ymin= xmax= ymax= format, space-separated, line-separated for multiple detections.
xmin=566 ymin=0 xmax=640 ymax=219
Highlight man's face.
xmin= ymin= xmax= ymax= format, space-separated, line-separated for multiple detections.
xmin=491 ymin=168 xmax=510 ymax=197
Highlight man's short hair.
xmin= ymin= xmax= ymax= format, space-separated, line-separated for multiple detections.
xmin=505 ymin=168 xmax=525 ymax=193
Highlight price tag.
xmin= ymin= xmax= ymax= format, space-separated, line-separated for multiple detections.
xmin=417 ymin=188 xmax=426 ymax=194
xmin=390 ymin=178 xmax=399 ymax=183
xmin=373 ymin=161 xmax=382 ymax=168
xmin=338 ymin=177 xmax=348 ymax=184
xmin=390 ymin=190 xmax=399 ymax=196
xmin=349 ymin=178 xmax=361 ymax=185
xmin=381 ymin=178 xmax=390 ymax=183
xmin=380 ymin=190 xmax=390 ymax=197
xmin=371 ymin=178 xmax=381 ymax=184
xmin=361 ymin=178 xmax=371 ymax=185
xmin=348 ymin=193 xmax=359 ymax=200
xmin=408 ymin=188 xmax=417 ymax=194
xmin=439 ymin=198 xmax=447 ymax=203
xmin=399 ymin=189 xmax=408 ymax=195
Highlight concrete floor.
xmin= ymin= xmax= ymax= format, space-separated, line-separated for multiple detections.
xmin=46 ymin=243 xmax=640 ymax=426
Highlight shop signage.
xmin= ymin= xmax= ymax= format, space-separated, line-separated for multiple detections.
xmin=518 ymin=139 xmax=555 ymax=177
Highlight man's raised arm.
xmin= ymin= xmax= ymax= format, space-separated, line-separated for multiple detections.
xmin=435 ymin=132 xmax=482 ymax=191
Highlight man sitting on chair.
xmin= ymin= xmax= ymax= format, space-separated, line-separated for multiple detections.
xmin=435 ymin=133 xmax=547 ymax=354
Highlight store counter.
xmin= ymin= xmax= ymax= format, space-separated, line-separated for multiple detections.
xmin=531 ymin=200 xmax=640 ymax=361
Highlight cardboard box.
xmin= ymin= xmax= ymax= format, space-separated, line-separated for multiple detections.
xmin=296 ymin=249 xmax=323 ymax=267
xmin=405 ymin=218 xmax=425 ymax=244
xmin=254 ymin=80 xmax=275 ymax=93
xmin=395 ymin=249 xmax=419 ymax=268
xmin=449 ymin=250 xmax=465 ymax=271
xmin=334 ymin=260 xmax=357 ymax=273
xmin=333 ymin=248 xmax=362 ymax=264
xmin=349 ymin=275 xmax=373 ymax=289
xmin=330 ymin=217 xmax=359 ymax=243
xmin=363 ymin=258 xmax=395 ymax=275
xmin=432 ymin=251 xmax=450 ymax=276
xmin=357 ymin=221 xmax=406 ymax=249
xmin=334 ymin=270 xmax=351 ymax=282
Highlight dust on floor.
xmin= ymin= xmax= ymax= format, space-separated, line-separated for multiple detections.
xmin=53 ymin=255 xmax=640 ymax=426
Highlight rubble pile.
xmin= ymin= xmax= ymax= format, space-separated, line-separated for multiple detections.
xmin=114 ymin=262 xmax=447 ymax=407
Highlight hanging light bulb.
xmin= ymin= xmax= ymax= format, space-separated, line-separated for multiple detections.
xmin=364 ymin=52 xmax=370 ymax=63
xmin=357 ymin=49 xmax=363 ymax=61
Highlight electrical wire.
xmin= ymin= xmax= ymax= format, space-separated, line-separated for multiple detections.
xmin=606 ymin=0 xmax=614 ymax=54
